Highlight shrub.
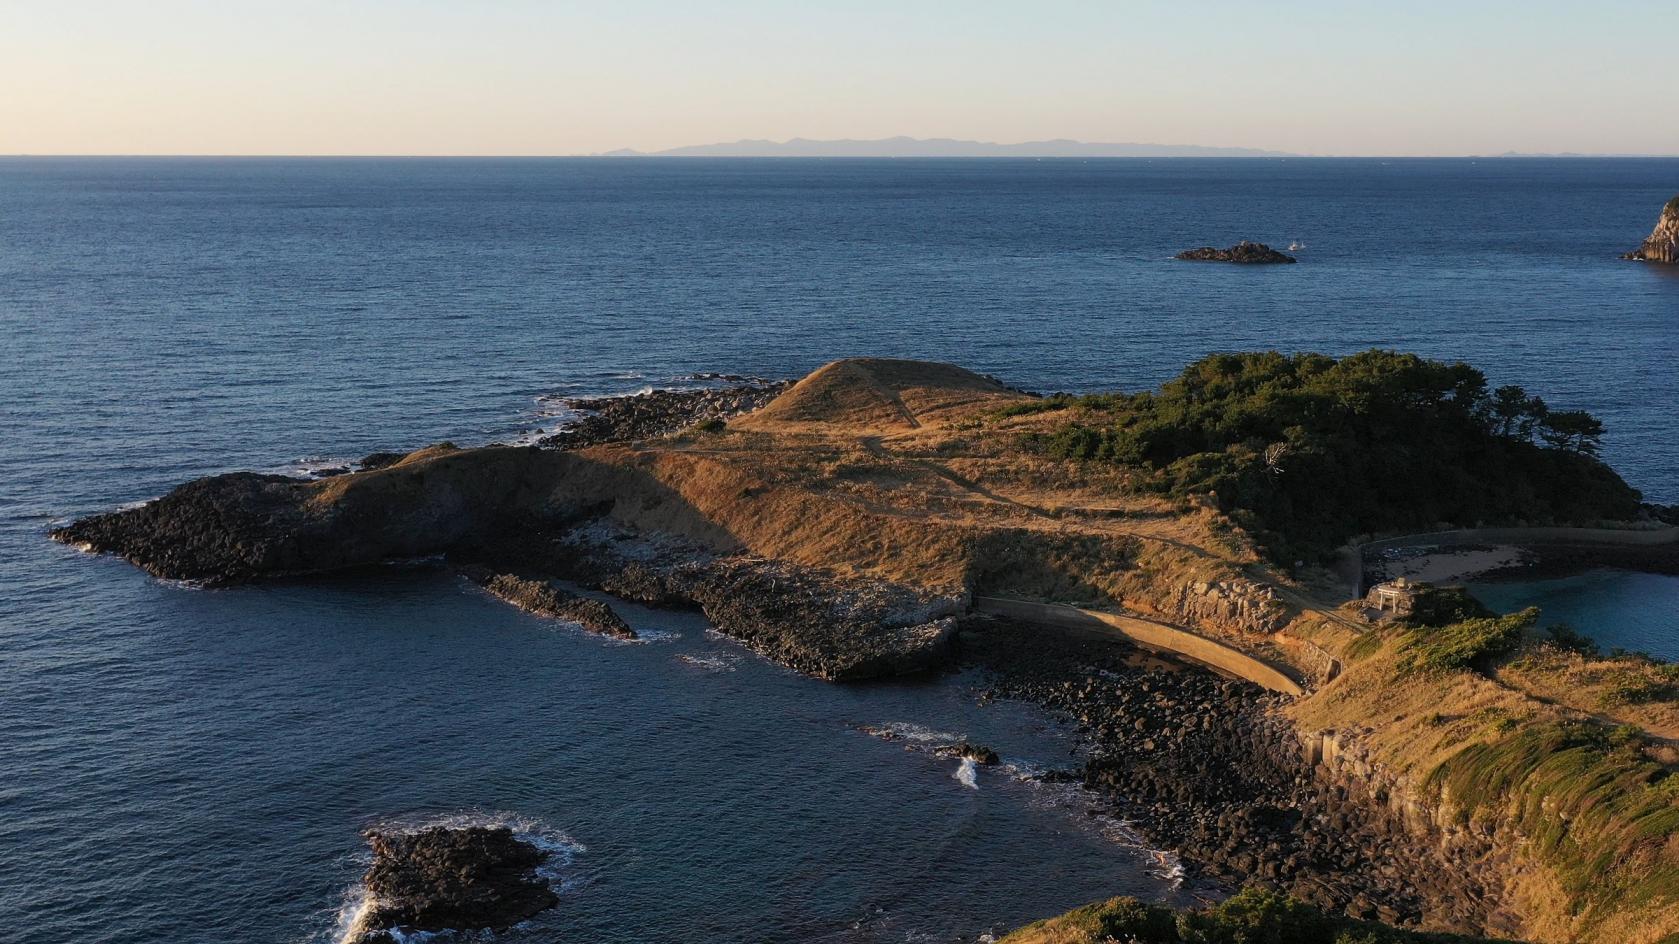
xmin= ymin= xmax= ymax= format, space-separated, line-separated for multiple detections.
xmin=1095 ymin=897 xmax=1179 ymax=942
xmin=1402 ymin=608 xmax=1538 ymax=674
xmin=1544 ymin=622 xmax=1600 ymax=656
xmin=1403 ymin=586 xmax=1494 ymax=628
xmin=1177 ymin=887 xmax=1334 ymax=944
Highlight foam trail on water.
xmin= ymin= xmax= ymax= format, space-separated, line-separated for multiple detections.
xmin=955 ymin=757 xmax=979 ymax=790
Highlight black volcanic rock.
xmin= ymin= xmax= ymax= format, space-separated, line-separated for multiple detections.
xmin=1623 ymin=195 xmax=1679 ymax=264
xmin=49 ymin=447 xmax=572 ymax=584
xmin=465 ymin=568 xmax=637 ymax=639
xmin=358 ymin=451 xmax=406 ymax=471
xmin=935 ymin=741 xmax=1000 ymax=765
xmin=50 ymin=472 xmax=315 ymax=582
xmin=1176 ymin=241 xmax=1297 ymax=264
xmin=538 ymin=380 xmax=790 ymax=449
xmin=351 ymin=826 xmax=557 ymax=943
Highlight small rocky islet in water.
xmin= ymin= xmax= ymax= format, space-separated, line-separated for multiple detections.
xmin=1174 ymin=240 xmax=1297 ymax=264
xmin=345 ymin=825 xmax=558 ymax=943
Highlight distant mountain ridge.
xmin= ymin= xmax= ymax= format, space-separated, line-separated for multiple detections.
xmin=600 ymin=135 xmax=1291 ymax=158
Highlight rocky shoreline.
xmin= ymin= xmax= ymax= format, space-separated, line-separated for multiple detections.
xmin=537 ymin=377 xmax=791 ymax=449
xmin=462 ymin=566 xmax=638 ymax=639
xmin=454 ymin=523 xmax=963 ymax=680
xmin=960 ymin=616 xmax=1509 ymax=935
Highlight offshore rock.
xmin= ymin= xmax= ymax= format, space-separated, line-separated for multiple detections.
xmin=1623 ymin=195 xmax=1679 ymax=264
xmin=350 ymin=826 xmax=557 ymax=943
xmin=1176 ymin=240 xmax=1297 ymax=264
xmin=935 ymin=741 xmax=1000 ymax=765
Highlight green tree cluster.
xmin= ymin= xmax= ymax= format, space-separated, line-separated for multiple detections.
xmin=1035 ymin=351 xmax=1639 ymax=561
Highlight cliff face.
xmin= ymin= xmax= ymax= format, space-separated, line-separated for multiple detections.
xmin=1625 ymin=195 xmax=1679 ymax=264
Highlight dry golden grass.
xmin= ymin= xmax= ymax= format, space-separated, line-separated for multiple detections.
xmin=1495 ymin=648 xmax=1679 ymax=742
xmin=1289 ymin=628 xmax=1679 ymax=944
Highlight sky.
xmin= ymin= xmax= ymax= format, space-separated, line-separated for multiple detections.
xmin=3 ymin=0 xmax=1676 ymax=157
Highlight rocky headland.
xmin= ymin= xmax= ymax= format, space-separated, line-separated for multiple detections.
xmin=52 ymin=355 xmax=1679 ymax=943
xmin=1175 ymin=241 xmax=1297 ymax=264
xmin=348 ymin=825 xmax=558 ymax=943
xmin=1623 ymin=195 xmax=1679 ymax=264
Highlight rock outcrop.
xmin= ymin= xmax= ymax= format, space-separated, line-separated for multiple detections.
xmin=539 ymin=379 xmax=790 ymax=449
xmin=934 ymin=741 xmax=1000 ymax=765
xmin=350 ymin=826 xmax=557 ymax=943
xmin=539 ymin=528 xmax=963 ymax=680
xmin=1176 ymin=241 xmax=1297 ymax=264
xmin=1623 ymin=195 xmax=1679 ymax=264
xmin=465 ymin=569 xmax=637 ymax=639
xmin=1163 ymin=577 xmax=1288 ymax=635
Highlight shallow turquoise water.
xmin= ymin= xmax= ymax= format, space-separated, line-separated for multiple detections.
xmin=1470 ymin=570 xmax=1679 ymax=661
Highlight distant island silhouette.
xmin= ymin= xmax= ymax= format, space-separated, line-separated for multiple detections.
xmin=599 ymin=136 xmax=1292 ymax=158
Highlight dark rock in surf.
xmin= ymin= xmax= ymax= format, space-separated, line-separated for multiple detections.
xmin=350 ymin=825 xmax=557 ymax=943
xmin=936 ymin=741 xmax=1000 ymax=765
xmin=1623 ymin=195 xmax=1679 ymax=264
xmin=358 ymin=451 xmax=406 ymax=471
xmin=1176 ymin=241 xmax=1297 ymax=264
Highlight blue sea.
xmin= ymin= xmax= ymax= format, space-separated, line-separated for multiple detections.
xmin=3 ymin=157 xmax=1678 ymax=943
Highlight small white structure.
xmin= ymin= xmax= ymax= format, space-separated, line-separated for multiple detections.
xmin=1366 ymin=576 xmax=1419 ymax=616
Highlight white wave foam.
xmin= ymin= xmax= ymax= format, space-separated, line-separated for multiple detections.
xmin=867 ymin=721 xmax=963 ymax=744
xmin=954 ymin=757 xmax=979 ymax=790
xmin=266 ymin=456 xmax=359 ymax=480
xmin=676 ymin=652 xmax=739 ymax=672
xmin=1012 ymin=775 xmax=1183 ymax=884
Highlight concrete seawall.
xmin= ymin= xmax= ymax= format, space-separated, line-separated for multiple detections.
xmin=1347 ymin=524 xmax=1679 ymax=594
xmin=973 ymin=596 xmax=1306 ymax=697
xmin=1359 ymin=525 xmax=1679 ymax=554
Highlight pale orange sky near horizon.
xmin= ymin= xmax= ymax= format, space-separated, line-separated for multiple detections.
xmin=3 ymin=0 xmax=1676 ymax=157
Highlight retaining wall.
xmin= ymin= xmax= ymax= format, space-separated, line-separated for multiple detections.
xmin=973 ymin=595 xmax=1306 ymax=697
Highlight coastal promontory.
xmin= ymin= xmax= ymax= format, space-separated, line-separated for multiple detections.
xmin=53 ymin=354 xmax=1679 ymax=943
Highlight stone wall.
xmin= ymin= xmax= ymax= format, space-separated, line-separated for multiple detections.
xmin=973 ymin=595 xmax=1305 ymax=696
xmin=1161 ymin=576 xmax=1289 ymax=636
